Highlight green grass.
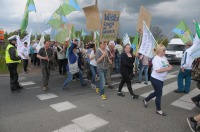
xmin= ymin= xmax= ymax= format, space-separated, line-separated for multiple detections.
xmin=0 ymin=49 xmax=23 ymax=74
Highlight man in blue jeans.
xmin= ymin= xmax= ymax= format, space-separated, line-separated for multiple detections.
xmin=137 ymin=54 xmax=149 ymax=85
xmin=174 ymin=41 xmax=194 ymax=94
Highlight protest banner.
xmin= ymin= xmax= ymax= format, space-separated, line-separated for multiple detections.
xmin=122 ymin=33 xmax=131 ymax=45
xmin=138 ymin=21 xmax=157 ymax=58
xmin=83 ymin=5 xmax=101 ymax=30
xmin=136 ymin=5 xmax=151 ymax=33
xmin=100 ymin=10 xmax=120 ymax=41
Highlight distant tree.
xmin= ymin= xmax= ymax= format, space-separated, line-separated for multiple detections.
xmin=4 ymin=32 xmax=8 ymax=40
xmin=173 ymin=35 xmax=179 ymax=38
xmin=150 ymin=26 xmax=164 ymax=41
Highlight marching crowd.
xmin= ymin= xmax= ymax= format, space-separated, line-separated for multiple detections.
xmin=5 ymin=35 xmax=200 ymax=132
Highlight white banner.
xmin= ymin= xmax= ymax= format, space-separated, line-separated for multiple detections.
xmin=138 ymin=21 xmax=157 ymax=58
xmin=122 ymin=33 xmax=131 ymax=46
xmin=36 ymin=36 xmax=45 ymax=53
xmin=191 ymin=34 xmax=200 ymax=59
xmin=17 ymin=30 xmax=32 ymax=57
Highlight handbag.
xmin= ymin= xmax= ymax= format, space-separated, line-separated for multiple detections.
xmin=68 ymin=58 xmax=79 ymax=74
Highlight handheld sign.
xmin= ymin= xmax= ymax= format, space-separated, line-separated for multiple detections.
xmin=83 ymin=5 xmax=101 ymax=30
xmin=136 ymin=5 xmax=151 ymax=33
xmin=100 ymin=10 xmax=120 ymax=41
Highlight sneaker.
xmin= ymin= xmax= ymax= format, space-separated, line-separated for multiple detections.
xmin=42 ymin=86 xmax=47 ymax=91
xmin=91 ymin=84 xmax=96 ymax=89
xmin=144 ymin=82 xmax=148 ymax=85
xmin=117 ymin=92 xmax=125 ymax=97
xmin=187 ymin=117 xmax=197 ymax=132
xmin=191 ymin=98 xmax=200 ymax=108
xmin=132 ymin=94 xmax=139 ymax=99
xmin=174 ymin=89 xmax=184 ymax=93
xmin=100 ymin=94 xmax=106 ymax=100
xmin=108 ymin=85 xmax=114 ymax=89
xmin=136 ymin=81 xmax=141 ymax=84
xmin=96 ymin=88 xmax=100 ymax=93
xmin=142 ymin=100 xmax=148 ymax=108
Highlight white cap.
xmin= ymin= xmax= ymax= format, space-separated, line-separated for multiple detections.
xmin=8 ymin=35 xmax=17 ymax=41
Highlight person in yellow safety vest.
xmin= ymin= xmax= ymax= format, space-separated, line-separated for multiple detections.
xmin=5 ymin=35 xmax=23 ymax=93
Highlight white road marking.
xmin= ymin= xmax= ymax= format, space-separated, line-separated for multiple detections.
xmin=53 ymin=124 xmax=85 ymax=132
xmin=26 ymin=86 xmax=41 ymax=90
xmin=50 ymin=101 xmax=77 ymax=112
xmin=171 ymin=88 xmax=199 ymax=110
xmin=20 ymin=81 xmax=35 ymax=86
xmin=37 ymin=93 xmax=58 ymax=100
xmin=72 ymin=114 xmax=109 ymax=132
xmin=121 ymin=75 xmax=176 ymax=92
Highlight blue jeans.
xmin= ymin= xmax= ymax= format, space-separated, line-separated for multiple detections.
xmin=97 ymin=69 xmax=107 ymax=95
xmin=145 ymin=77 xmax=163 ymax=111
xmin=177 ymin=69 xmax=191 ymax=93
xmin=63 ymin=70 xmax=85 ymax=88
xmin=115 ymin=56 xmax=121 ymax=73
xmin=90 ymin=64 xmax=98 ymax=86
xmin=139 ymin=65 xmax=148 ymax=82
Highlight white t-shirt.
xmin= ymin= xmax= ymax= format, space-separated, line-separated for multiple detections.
xmin=20 ymin=46 xmax=29 ymax=59
xmin=32 ymin=43 xmax=38 ymax=53
xmin=90 ymin=50 xmax=97 ymax=66
xmin=151 ymin=55 xmax=169 ymax=81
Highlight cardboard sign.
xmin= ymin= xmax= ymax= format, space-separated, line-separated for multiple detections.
xmin=136 ymin=6 xmax=151 ymax=33
xmin=100 ymin=10 xmax=120 ymax=41
xmin=83 ymin=5 xmax=101 ymax=30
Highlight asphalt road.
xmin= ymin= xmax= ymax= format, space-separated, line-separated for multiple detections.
xmin=0 ymin=64 xmax=199 ymax=132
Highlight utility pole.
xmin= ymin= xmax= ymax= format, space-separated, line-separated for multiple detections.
xmin=95 ymin=0 xmax=98 ymax=5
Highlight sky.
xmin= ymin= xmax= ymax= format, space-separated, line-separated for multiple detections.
xmin=0 ymin=0 xmax=200 ymax=39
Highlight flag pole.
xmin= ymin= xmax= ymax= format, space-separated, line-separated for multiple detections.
xmin=160 ymin=31 xmax=172 ymax=44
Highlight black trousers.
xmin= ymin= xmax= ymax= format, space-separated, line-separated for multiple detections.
xmin=7 ymin=63 xmax=20 ymax=91
xmin=58 ymin=59 xmax=67 ymax=74
xmin=23 ymin=59 xmax=28 ymax=72
xmin=118 ymin=74 xmax=134 ymax=96
xmin=33 ymin=53 xmax=40 ymax=66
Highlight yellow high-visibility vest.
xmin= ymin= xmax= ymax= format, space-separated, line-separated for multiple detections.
xmin=5 ymin=44 xmax=21 ymax=64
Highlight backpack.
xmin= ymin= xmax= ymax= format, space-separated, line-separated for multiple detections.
xmin=191 ymin=58 xmax=200 ymax=88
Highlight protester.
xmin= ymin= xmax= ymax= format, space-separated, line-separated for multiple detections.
xmin=115 ymin=39 xmax=123 ymax=73
xmin=20 ymin=42 xmax=29 ymax=73
xmin=55 ymin=42 xmax=66 ymax=75
xmin=29 ymin=41 xmax=34 ymax=64
xmin=32 ymin=40 xmax=40 ymax=67
xmin=83 ymin=42 xmax=92 ymax=80
xmin=187 ymin=115 xmax=200 ymax=132
xmin=106 ymin=41 xmax=115 ymax=89
xmin=174 ymin=41 xmax=194 ymax=94
xmin=117 ymin=44 xmax=139 ymax=99
xmin=142 ymin=44 xmax=173 ymax=116
xmin=95 ymin=41 xmax=112 ymax=100
xmin=89 ymin=43 xmax=98 ymax=89
xmin=37 ymin=40 xmax=53 ymax=91
xmin=5 ymin=35 xmax=23 ymax=93
xmin=62 ymin=39 xmax=87 ymax=89
xmin=137 ymin=54 xmax=149 ymax=85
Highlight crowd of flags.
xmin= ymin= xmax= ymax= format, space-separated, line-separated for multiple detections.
xmin=19 ymin=0 xmax=200 ymax=59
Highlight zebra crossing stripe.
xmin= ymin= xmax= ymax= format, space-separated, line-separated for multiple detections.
xmin=50 ymin=101 xmax=77 ymax=112
xmin=53 ymin=124 xmax=85 ymax=132
xmin=121 ymin=75 xmax=177 ymax=93
xmin=37 ymin=93 xmax=58 ymax=100
xmin=171 ymin=88 xmax=199 ymax=110
xmin=140 ymin=81 xmax=177 ymax=99
xmin=72 ymin=114 xmax=109 ymax=132
xmin=20 ymin=81 xmax=35 ymax=86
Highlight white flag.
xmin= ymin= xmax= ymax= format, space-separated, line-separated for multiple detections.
xmin=36 ymin=36 xmax=45 ymax=53
xmin=42 ymin=28 xmax=52 ymax=36
xmin=190 ymin=34 xmax=200 ymax=59
xmin=138 ymin=21 xmax=157 ymax=58
xmin=122 ymin=33 xmax=131 ymax=46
